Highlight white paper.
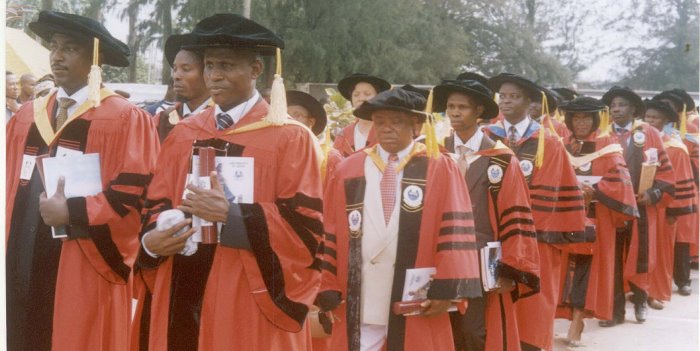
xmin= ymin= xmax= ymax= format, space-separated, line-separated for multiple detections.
xmin=577 ymin=176 xmax=603 ymax=185
xmin=644 ymin=147 xmax=658 ymax=164
xmin=19 ymin=155 xmax=37 ymax=180
xmin=480 ymin=241 xmax=502 ymax=291
xmin=42 ymin=153 xmax=102 ymax=238
xmin=55 ymin=146 xmax=84 ymax=157
xmin=400 ymin=267 xmax=456 ymax=315
xmin=214 ymin=156 xmax=254 ymax=204
xmin=401 ymin=267 xmax=436 ymax=302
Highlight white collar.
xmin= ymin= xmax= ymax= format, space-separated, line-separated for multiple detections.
xmin=183 ymin=98 xmax=210 ymax=116
xmin=377 ymin=141 xmax=414 ymax=164
xmin=214 ymin=90 xmax=259 ymax=126
xmin=56 ymin=85 xmax=89 ymax=116
xmin=503 ymin=116 xmax=531 ymax=139
xmin=454 ymin=128 xmax=484 ymax=153
xmin=613 ymin=120 xmax=633 ymax=132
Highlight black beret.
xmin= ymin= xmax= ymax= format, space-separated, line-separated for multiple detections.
xmin=487 ymin=73 xmax=542 ymax=101
xmin=455 ymin=72 xmax=489 ymax=87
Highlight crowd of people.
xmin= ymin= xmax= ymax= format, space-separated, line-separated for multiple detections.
xmin=5 ymin=9 xmax=699 ymax=351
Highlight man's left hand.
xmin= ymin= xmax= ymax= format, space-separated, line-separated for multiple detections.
xmin=420 ymin=299 xmax=452 ymax=317
xmin=179 ymin=171 xmax=230 ymax=222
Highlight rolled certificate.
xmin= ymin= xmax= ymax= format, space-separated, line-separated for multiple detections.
xmin=197 ymin=147 xmax=219 ymax=244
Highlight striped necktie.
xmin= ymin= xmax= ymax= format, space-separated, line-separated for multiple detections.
xmin=55 ymin=98 xmax=76 ymax=131
xmin=380 ymin=154 xmax=399 ymax=225
xmin=508 ymin=125 xmax=519 ymax=147
xmin=217 ymin=112 xmax=234 ymax=130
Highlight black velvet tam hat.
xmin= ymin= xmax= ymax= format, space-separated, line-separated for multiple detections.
xmin=29 ymin=10 xmax=130 ymax=67
xmin=432 ymin=79 xmax=499 ymax=120
xmin=180 ymin=13 xmax=284 ymax=56
xmin=286 ymin=90 xmax=327 ymax=135
xmin=337 ymin=73 xmax=392 ymax=101
xmin=354 ymin=87 xmax=427 ymax=122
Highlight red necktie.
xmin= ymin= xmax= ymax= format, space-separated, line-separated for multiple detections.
xmin=380 ymin=154 xmax=399 ymax=225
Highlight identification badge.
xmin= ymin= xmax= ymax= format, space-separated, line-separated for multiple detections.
xmin=402 ymin=185 xmax=424 ymax=209
xmin=519 ymin=159 xmax=534 ymax=177
xmin=633 ymin=131 xmax=646 ymax=146
xmin=487 ymin=164 xmax=504 ymax=184
xmin=20 ymin=154 xmax=37 ymax=180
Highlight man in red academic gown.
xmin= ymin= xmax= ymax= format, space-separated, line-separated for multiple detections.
xmin=555 ymin=97 xmax=638 ymax=346
xmin=317 ymin=86 xmax=482 ymax=351
xmin=643 ymin=99 xmax=698 ymax=305
xmin=598 ymin=87 xmax=675 ymax=326
xmin=437 ymin=79 xmax=540 ymax=351
xmin=153 ymin=32 xmax=212 ymax=142
xmin=484 ymin=73 xmax=587 ymax=351
xmin=6 ymin=11 xmax=159 ymax=350
xmin=651 ymin=90 xmax=699 ymax=295
xmin=132 ymin=14 xmax=323 ymax=351
xmin=332 ymin=73 xmax=391 ymax=157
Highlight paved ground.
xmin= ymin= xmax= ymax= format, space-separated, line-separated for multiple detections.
xmin=553 ymin=270 xmax=699 ymax=350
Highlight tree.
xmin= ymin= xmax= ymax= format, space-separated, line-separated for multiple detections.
xmin=619 ymin=0 xmax=699 ymax=91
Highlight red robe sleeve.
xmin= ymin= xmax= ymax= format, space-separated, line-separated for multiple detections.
xmin=488 ymin=152 xmax=540 ymax=296
xmin=65 ymin=106 xmax=160 ymax=235
xmin=594 ymin=152 xmax=639 ymax=227
xmin=530 ymin=136 xmax=587 ymax=239
xmin=427 ymin=155 xmax=481 ymax=300
xmin=647 ymin=128 xmax=675 ymax=206
xmin=665 ymin=144 xmax=698 ymax=243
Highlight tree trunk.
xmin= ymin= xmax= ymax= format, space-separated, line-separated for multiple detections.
xmin=127 ymin=0 xmax=140 ymax=82
xmin=161 ymin=0 xmax=173 ymax=84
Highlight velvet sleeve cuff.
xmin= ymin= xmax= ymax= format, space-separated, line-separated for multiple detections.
xmin=66 ymin=196 xmax=90 ymax=239
xmin=219 ymin=203 xmax=251 ymax=250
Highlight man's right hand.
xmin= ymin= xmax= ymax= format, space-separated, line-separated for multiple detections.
xmin=143 ymin=219 xmax=196 ymax=257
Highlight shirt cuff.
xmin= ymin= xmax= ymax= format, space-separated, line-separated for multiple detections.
xmin=141 ymin=230 xmax=159 ymax=258
xmin=219 ymin=203 xmax=251 ymax=250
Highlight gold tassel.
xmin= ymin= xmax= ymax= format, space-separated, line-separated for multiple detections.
xmin=598 ymin=107 xmax=611 ymax=137
xmin=87 ymin=37 xmax=102 ymax=108
xmin=534 ymin=91 xmax=548 ymax=168
xmin=264 ymin=48 xmax=287 ymax=126
xmin=681 ymin=103 xmax=688 ymax=139
xmin=424 ymin=89 xmax=440 ymax=159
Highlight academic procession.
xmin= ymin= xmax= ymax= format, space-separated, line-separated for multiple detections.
xmin=4 ymin=8 xmax=699 ymax=351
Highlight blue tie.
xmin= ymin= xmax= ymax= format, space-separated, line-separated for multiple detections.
xmin=217 ymin=112 xmax=234 ymax=130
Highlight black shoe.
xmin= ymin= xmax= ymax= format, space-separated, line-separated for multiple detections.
xmin=679 ymin=285 xmax=692 ymax=296
xmin=634 ymin=303 xmax=647 ymax=323
xmin=598 ymin=317 xmax=624 ymax=327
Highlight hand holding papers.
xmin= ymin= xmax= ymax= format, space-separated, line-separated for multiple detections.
xmin=638 ymin=147 xmax=659 ymax=196
xmin=39 ymin=153 xmax=103 ymax=238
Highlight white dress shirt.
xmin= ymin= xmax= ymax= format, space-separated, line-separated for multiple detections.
xmin=454 ymin=128 xmax=484 ymax=154
xmin=503 ymin=116 xmax=531 ymax=142
xmin=214 ymin=90 xmax=260 ymax=125
xmin=182 ymin=98 xmax=210 ymax=117
xmin=56 ymin=85 xmax=89 ymax=117
xmin=354 ymin=123 xmax=370 ymax=151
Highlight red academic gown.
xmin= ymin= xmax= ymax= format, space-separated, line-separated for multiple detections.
xmin=682 ymin=121 xmax=700 ymax=260
xmin=443 ymin=133 xmax=540 ymax=351
xmin=612 ymin=122 xmax=675 ymax=294
xmin=6 ymin=89 xmax=159 ymax=350
xmin=332 ymin=121 xmax=377 ymax=157
xmin=316 ymin=144 xmax=482 ymax=351
xmin=556 ymin=133 xmax=638 ymax=321
xmin=485 ymin=120 xmax=587 ymax=351
xmin=648 ymin=134 xmax=698 ymax=301
xmin=132 ymin=100 xmax=323 ymax=350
